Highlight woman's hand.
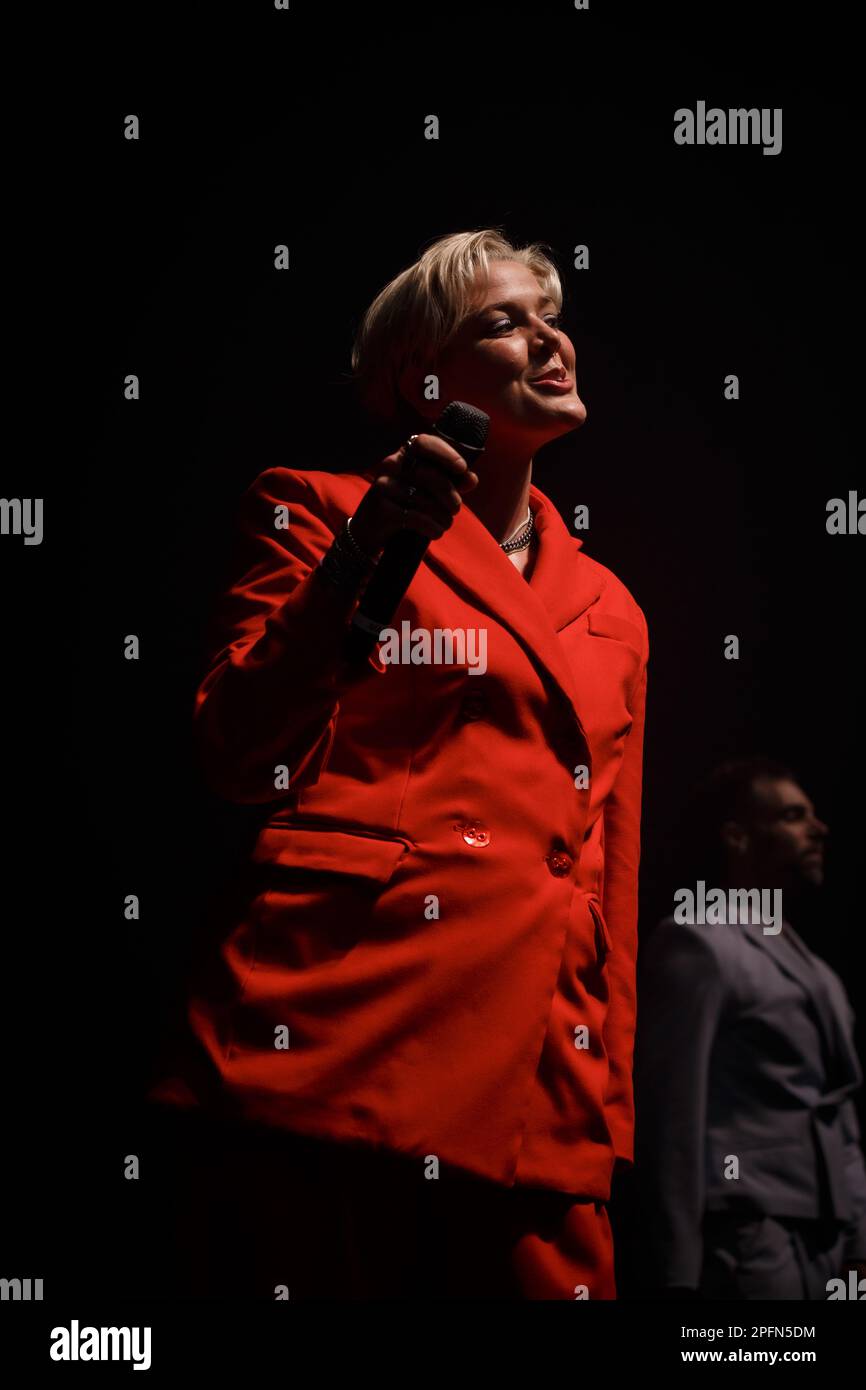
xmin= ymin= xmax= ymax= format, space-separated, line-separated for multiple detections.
xmin=350 ymin=435 xmax=479 ymax=556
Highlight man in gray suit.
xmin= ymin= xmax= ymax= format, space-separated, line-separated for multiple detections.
xmin=634 ymin=757 xmax=866 ymax=1299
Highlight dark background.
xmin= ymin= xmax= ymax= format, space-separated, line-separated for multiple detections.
xmin=3 ymin=0 xmax=863 ymax=1308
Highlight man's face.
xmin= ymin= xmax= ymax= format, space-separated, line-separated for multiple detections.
xmin=731 ymin=777 xmax=829 ymax=889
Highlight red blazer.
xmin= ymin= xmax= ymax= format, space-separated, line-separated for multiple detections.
xmin=158 ymin=465 xmax=649 ymax=1198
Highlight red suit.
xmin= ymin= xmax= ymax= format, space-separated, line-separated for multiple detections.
xmin=154 ymin=464 xmax=649 ymax=1298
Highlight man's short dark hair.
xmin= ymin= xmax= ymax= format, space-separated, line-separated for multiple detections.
xmin=682 ymin=756 xmax=797 ymax=880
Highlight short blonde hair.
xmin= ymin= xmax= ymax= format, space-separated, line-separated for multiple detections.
xmin=350 ymin=228 xmax=563 ymax=424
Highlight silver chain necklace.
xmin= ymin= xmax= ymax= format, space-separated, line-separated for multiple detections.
xmin=500 ymin=507 xmax=535 ymax=554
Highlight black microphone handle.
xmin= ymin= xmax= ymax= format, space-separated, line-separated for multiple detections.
xmin=340 ymin=403 xmax=489 ymax=669
xmin=341 ymin=527 xmax=430 ymax=667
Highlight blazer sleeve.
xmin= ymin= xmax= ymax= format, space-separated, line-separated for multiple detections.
xmin=632 ymin=922 xmax=729 ymax=1290
xmin=193 ymin=466 xmax=375 ymax=805
xmin=599 ymin=608 xmax=649 ymax=1166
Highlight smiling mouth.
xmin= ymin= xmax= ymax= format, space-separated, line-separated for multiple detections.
xmin=529 ymin=375 xmax=573 ymax=392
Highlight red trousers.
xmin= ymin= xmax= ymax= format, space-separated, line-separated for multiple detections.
xmin=149 ymin=1108 xmax=615 ymax=1300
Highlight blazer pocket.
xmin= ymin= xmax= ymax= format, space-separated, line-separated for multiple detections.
xmin=252 ymin=821 xmax=412 ymax=885
xmin=586 ymin=609 xmax=644 ymax=660
xmin=587 ymin=894 xmax=614 ymax=963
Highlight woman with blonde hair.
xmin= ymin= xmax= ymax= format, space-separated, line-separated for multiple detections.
xmin=151 ymin=228 xmax=650 ymax=1300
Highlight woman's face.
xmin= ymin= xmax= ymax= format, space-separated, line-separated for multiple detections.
xmin=413 ymin=259 xmax=587 ymax=444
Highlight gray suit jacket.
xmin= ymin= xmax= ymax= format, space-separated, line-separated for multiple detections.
xmin=633 ymin=913 xmax=866 ymax=1289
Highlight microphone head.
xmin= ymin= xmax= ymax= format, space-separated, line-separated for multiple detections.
xmin=434 ymin=400 xmax=490 ymax=457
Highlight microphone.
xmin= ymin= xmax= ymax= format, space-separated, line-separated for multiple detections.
xmin=342 ymin=401 xmax=490 ymax=667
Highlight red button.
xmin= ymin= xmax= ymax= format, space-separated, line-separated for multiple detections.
xmin=456 ymin=821 xmax=491 ymax=847
xmin=547 ymin=852 xmax=573 ymax=877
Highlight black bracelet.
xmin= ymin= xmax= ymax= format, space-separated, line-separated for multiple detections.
xmin=344 ymin=514 xmax=380 ymax=565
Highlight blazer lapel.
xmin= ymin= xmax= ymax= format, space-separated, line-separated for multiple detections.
xmin=741 ymin=918 xmax=860 ymax=1090
xmin=352 ymin=469 xmax=603 ymax=750
xmin=422 ymin=481 xmax=604 ymax=746
xmin=783 ymin=923 xmax=863 ymax=1089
